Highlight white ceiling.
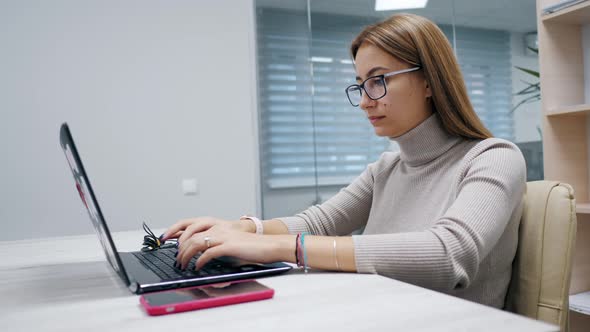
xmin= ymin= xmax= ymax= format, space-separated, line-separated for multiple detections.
xmin=256 ymin=0 xmax=538 ymax=33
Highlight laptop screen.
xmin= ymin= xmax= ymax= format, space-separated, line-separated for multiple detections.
xmin=60 ymin=123 xmax=129 ymax=286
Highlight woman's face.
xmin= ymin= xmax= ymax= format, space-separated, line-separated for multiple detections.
xmin=354 ymin=42 xmax=433 ymax=137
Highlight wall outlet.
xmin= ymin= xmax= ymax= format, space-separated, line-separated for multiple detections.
xmin=182 ymin=178 xmax=199 ymax=196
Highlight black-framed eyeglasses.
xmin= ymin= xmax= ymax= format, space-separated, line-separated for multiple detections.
xmin=345 ymin=67 xmax=421 ymax=107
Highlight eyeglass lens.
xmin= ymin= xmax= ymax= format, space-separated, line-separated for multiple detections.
xmin=346 ymin=76 xmax=386 ymax=106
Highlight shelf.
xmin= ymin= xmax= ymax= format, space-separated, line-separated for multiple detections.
xmin=578 ymin=202 xmax=590 ymax=214
xmin=543 ymin=0 xmax=590 ymax=24
xmin=570 ymin=291 xmax=590 ymax=315
xmin=547 ymin=103 xmax=590 ymax=116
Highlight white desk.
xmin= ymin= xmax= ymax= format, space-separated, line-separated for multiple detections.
xmin=0 ymin=230 xmax=557 ymax=332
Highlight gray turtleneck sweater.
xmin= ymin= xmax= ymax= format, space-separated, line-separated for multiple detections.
xmin=278 ymin=113 xmax=526 ymax=309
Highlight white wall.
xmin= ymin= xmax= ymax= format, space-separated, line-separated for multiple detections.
xmin=0 ymin=0 xmax=260 ymax=240
xmin=510 ymin=32 xmax=542 ymax=143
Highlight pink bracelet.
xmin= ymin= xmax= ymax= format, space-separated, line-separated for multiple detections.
xmin=240 ymin=215 xmax=263 ymax=234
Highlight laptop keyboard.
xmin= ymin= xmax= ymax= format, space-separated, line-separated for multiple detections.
xmin=132 ymin=248 xmax=242 ymax=280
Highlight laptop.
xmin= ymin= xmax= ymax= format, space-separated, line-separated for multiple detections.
xmin=59 ymin=123 xmax=292 ymax=294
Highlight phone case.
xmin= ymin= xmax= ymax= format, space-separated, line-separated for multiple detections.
xmin=139 ymin=280 xmax=274 ymax=316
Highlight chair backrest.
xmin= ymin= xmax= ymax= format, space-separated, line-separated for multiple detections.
xmin=505 ymin=181 xmax=577 ymax=331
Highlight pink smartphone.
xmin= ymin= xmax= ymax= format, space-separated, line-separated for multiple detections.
xmin=139 ymin=279 xmax=274 ymax=316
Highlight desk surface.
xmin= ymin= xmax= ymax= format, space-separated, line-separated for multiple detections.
xmin=0 ymin=230 xmax=557 ymax=332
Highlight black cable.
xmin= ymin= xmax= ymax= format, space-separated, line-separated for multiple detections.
xmin=141 ymin=222 xmax=177 ymax=252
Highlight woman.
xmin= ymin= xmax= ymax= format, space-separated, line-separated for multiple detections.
xmin=161 ymin=13 xmax=525 ymax=309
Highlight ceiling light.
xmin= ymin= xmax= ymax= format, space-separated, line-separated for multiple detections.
xmin=375 ymin=0 xmax=428 ymax=11
xmin=310 ymin=57 xmax=333 ymax=63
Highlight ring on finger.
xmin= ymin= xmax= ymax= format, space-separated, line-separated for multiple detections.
xmin=204 ymin=236 xmax=211 ymax=249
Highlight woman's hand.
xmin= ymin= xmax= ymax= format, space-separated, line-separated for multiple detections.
xmin=160 ymin=217 xmax=253 ymax=243
xmin=176 ymin=228 xmax=295 ymax=271
xmin=161 ymin=216 xmax=295 ymax=271
xmin=176 ymin=225 xmax=295 ymax=270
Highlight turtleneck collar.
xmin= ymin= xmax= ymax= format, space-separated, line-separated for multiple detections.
xmin=389 ymin=113 xmax=462 ymax=167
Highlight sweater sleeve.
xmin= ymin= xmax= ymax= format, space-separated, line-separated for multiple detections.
xmin=352 ymin=139 xmax=526 ymax=291
xmin=274 ymin=154 xmax=392 ymax=236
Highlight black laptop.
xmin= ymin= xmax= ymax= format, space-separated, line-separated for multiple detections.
xmin=59 ymin=123 xmax=291 ymax=294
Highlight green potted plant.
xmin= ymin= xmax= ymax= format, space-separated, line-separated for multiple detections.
xmin=512 ymin=47 xmax=543 ymax=180
xmin=512 ymin=47 xmax=540 ymax=114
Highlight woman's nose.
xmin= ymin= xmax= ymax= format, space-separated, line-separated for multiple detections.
xmin=359 ymin=90 xmax=375 ymax=109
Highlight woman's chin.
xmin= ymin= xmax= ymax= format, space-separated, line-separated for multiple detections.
xmin=373 ymin=127 xmax=396 ymax=137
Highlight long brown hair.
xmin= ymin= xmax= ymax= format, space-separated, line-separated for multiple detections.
xmin=350 ymin=13 xmax=492 ymax=139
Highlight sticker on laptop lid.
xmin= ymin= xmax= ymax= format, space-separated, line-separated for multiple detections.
xmin=64 ymin=144 xmax=79 ymax=175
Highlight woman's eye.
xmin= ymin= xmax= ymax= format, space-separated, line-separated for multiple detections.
xmin=369 ymin=78 xmax=385 ymax=88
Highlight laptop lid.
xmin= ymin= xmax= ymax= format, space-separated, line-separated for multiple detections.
xmin=60 ymin=123 xmax=292 ymax=294
xmin=59 ymin=123 xmax=131 ymax=287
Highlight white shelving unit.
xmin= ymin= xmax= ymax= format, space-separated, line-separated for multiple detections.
xmin=538 ymin=0 xmax=590 ymax=330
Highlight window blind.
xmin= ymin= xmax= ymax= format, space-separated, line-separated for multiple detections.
xmin=257 ymin=9 xmax=513 ymax=189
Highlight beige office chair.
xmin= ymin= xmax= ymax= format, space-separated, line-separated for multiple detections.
xmin=505 ymin=181 xmax=577 ymax=332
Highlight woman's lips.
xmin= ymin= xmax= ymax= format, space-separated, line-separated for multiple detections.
xmin=368 ymin=116 xmax=386 ymax=124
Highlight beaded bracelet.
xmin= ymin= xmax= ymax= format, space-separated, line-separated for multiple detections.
xmin=295 ymin=233 xmax=301 ymax=266
xmin=301 ymin=232 xmax=309 ymax=274
xmin=296 ymin=233 xmax=305 ymax=268
xmin=295 ymin=232 xmax=309 ymax=273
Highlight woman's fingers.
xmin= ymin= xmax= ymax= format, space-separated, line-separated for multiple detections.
xmin=177 ymin=236 xmax=207 ymax=269
xmin=161 ymin=219 xmax=196 ymax=241
xmin=195 ymin=245 xmax=226 ymax=270
xmin=163 ymin=230 xmax=183 ymax=240
xmin=177 ymin=221 xmax=214 ymax=245
xmin=174 ymin=227 xmax=257 ymax=271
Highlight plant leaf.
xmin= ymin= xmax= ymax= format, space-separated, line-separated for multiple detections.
xmin=515 ymin=66 xmax=540 ymax=78
xmin=514 ymin=87 xmax=534 ymax=96
xmin=519 ymin=79 xmax=540 ymax=88
xmin=511 ymin=94 xmax=540 ymax=113
xmin=514 ymin=81 xmax=540 ymax=96
xmin=520 ymin=94 xmax=541 ymax=104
